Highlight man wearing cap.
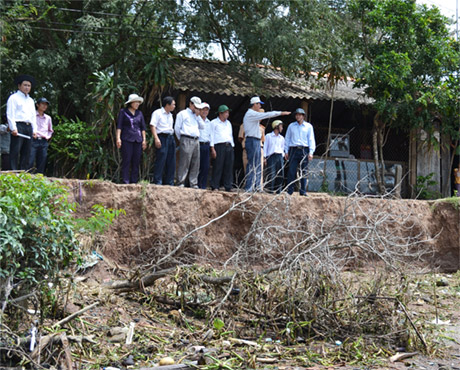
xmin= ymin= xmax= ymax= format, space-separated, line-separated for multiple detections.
xmin=210 ymin=105 xmax=235 ymax=192
xmin=284 ymin=108 xmax=316 ymax=196
xmin=198 ymin=102 xmax=212 ymax=189
xmin=264 ymin=120 xmax=285 ymax=194
xmin=6 ymin=75 xmax=38 ymax=170
xmin=150 ymin=96 xmax=176 ymax=186
xmin=30 ymin=97 xmax=53 ymax=174
xmin=174 ymin=96 xmax=205 ymax=188
xmin=243 ymin=96 xmax=290 ymax=191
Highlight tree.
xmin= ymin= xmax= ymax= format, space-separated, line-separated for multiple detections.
xmin=348 ymin=0 xmax=460 ymax=194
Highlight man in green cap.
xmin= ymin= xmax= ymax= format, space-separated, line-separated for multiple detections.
xmin=210 ymin=105 xmax=234 ymax=192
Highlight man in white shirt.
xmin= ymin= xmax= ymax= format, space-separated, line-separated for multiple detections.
xmin=174 ymin=96 xmax=205 ymax=188
xmin=6 ymin=75 xmax=38 ymax=170
xmin=30 ymin=97 xmax=53 ymax=174
xmin=198 ymin=103 xmax=212 ymax=189
xmin=210 ymin=105 xmax=235 ymax=192
xmin=264 ymin=120 xmax=285 ymax=194
xmin=150 ymin=96 xmax=176 ymax=185
xmin=284 ymin=108 xmax=316 ymax=196
xmin=243 ymin=96 xmax=290 ymax=192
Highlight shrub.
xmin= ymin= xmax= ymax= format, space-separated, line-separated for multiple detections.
xmin=0 ymin=173 xmax=79 ymax=303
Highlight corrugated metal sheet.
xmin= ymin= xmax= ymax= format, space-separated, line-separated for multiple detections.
xmin=170 ymin=58 xmax=374 ymax=105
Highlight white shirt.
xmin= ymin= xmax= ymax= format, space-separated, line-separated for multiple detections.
xmin=210 ymin=117 xmax=234 ymax=147
xmin=243 ymin=109 xmax=281 ymax=139
xmin=199 ymin=117 xmax=212 ymax=143
xmin=264 ymin=132 xmax=285 ymax=158
xmin=284 ymin=120 xmax=316 ymax=155
xmin=6 ymin=90 xmax=37 ymax=133
xmin=150 ymin=107 xmax=174 ymax=134
xmin=174 ymin=108 xmax=203 ymax=140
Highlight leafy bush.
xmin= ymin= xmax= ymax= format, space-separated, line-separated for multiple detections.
xmin=0 ymin=174 xmax=79 ymax=301
xmin=415 ymin=173 xmax=441 ymax=200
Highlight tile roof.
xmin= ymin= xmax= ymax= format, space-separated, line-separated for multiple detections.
xmin=170 ymin=57 xmax=374 ymax=105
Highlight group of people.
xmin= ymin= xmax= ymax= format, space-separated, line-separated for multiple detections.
xmin=117 ymin=94 xmax=316 ymax=195
xmin=1 ymin=75 xmax=54 ymax=174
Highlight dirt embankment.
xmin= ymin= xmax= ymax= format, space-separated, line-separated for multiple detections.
xmin=61 ymin=179 xmax=460 ymax=272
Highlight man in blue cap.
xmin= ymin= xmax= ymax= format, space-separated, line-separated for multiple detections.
xmin=7 ymin=74 xmax=38 ymax=170
xmin=242 ymin=96 xmax=290 ymax=192
xmin=284 ymin=108 xmax=316 ymax=196
xmin=30 ymin=97 xmax=53 ymax=174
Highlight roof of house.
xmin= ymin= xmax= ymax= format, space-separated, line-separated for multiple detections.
xmin=170 ymin=57 xmax=373 ymax=105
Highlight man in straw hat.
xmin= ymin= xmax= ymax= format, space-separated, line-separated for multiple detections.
xmin=264 ymin=120 xmax=285 ymax=194
xmin=7 ymin=74 xmax=38 ymax=170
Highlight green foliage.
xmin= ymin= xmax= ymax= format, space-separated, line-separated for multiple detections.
xmin=415 ymin=173 xmax=441 ymax=200
xmin=75 ymin=204 xmax=126 ymax=236
xmin=0 ymin=173 xmax=79 ymax=294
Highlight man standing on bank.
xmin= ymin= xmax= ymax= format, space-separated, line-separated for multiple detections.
xmin=116 ymin=93 xmax=147 ymax=184
xmin=198 ymin=102 xmax=212 ymax=189
xmin=175 ymin=96 xmax=205 ymax=188
xmin=150 ymin=96 xmax=176 ymax=186
xmin=243 ymin=96 xmax=290 ymax=192
xmin=284 ymin=108 xmax=316 ymax=196
xmin=210 ymin=105 xmax=234 ymax=192
xmin=30 ymin=97 xmax=53 ymax=174
xmin=264 ymin=120 xmax=285 ymax=194
xmin=7 ymin=74 xmax=38 ymax=170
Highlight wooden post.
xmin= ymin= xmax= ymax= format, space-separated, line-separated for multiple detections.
xmin=177 ymin=93 xmax=187 ymax=111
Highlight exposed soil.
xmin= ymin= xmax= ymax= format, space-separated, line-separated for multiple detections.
xmin=60 ymin=179 xmax=460 ymax=272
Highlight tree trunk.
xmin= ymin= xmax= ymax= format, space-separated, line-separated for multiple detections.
xmin=372 ymin=114 xmax=386 ymax=194
xmin=322 ymin=87 xmax=335 ymax=190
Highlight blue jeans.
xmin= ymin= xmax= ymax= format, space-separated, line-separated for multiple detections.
xmin=30 ymin=138 xmax=49 ymax=174
xmin=244 ymin=137 xmax=261 ymax=191
xmin=198 ymin=142 xmax=210 ymax=189
xmin=153 ymin=134 xmax=176 ymax=185
xmin=287 ymin=147 xmax=309 ymax=195
xmin=266 ymin=153 xmax=284 ymax=193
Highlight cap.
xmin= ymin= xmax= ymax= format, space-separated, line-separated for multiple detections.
xmin=125 ymin=94 xmax=144 ymax=105
xmin=218 ymin=104 xmax=231 ymax=113
xmin=250 ymin=96 xmax=264 ymax=105
xmin=202 ymin=102 xmax=210 ymax=109
xmin=14 ymin=74 xmax=36 ymax=87
xmin=271 ymin=120 xmax=283 ymax=130
xmin=190 ymin=96 xmax=205 ymax=109
xmin=294 ymin=108 xmax=306 ymax=115
xmin=36 ymin=97 xmax=50 ymax=105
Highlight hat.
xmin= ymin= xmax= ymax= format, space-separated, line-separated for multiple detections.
xmin=190 ymin=96 xmax=205 ymax=109
xmin=36 ymin=97 xmax=50 ymax=105
xmin=294 ymin=108 xmax=306 ymax=115
xmin=250 ymin=96 xmax=264 ymax=105
xmin=125 ymin=94 xmax=144 ymax=105
xmin=272 ymin=120 xmax=283 ymax=130
xmin=202 ymin=102 xmax=210 ymax=109
xmin=14 ymin=74 xmax=36 ymax=87
xmin=217 ymin=104 xmax=231 ymax=113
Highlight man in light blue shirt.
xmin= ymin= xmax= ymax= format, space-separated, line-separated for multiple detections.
xmin=284 ymin=108 xmax=316 ymax=196
xmin=242 ymin=96 xmax=290 ymax=192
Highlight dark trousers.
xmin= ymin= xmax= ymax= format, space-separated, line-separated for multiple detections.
xmin=211 ymin=143 xmax=234 ymax=191
xmin=153 ymin=134 xmax=176 ymax=185
xmin=266 ymin=153 xmax=284 ymax=193
xmin=287 ymin=147 xmax=309 ymax=195
xmin=1 ymin=154 xmax=11 ymax=171
xmin=121 ymin=140 xmax=142 ymax=184
xmin=198 ymin=142 xmax=210 ymax=189
xmin=10 ymin=122 xmax=33 ymax=170
xmin=30 ymin=138 xmax=49 ymax=174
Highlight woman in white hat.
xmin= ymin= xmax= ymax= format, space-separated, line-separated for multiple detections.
xmin=116 ymin=94 xmax=147 ymax=184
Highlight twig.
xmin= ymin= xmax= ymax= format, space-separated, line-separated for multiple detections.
xmin=52 ymin=302 xmax=99 ymax=328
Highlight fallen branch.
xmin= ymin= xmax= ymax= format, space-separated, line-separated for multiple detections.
xmin=52 ymin=302 xmax=99 ymax=328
